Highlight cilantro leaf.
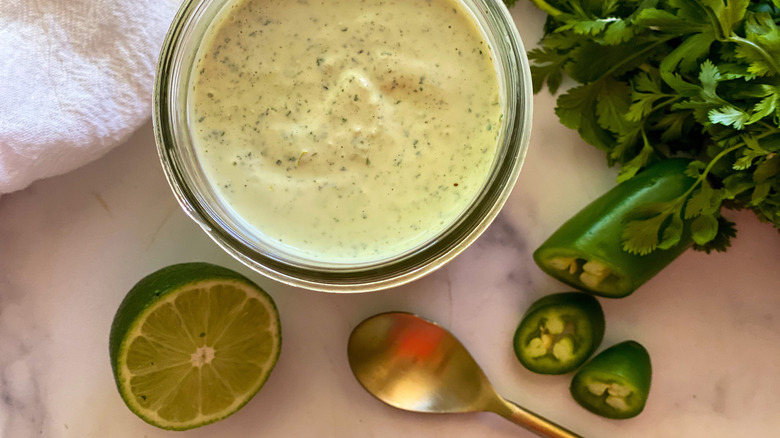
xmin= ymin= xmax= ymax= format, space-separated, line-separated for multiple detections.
xmin=566 ymin=38 xmax=658 ymax=83
xmin=602 ymin=19 xmax=635 ymax=45
xmin=736 ymin=12 xmax=780 ymax=76
xmin=626 ymin=70 xmax=667 ymax=122
xmin=556 ymin=82 xmax=617 ymax=151
xmin=529 ymin=47 xmax=568 ymax=93
xmin=732 ymin=134 xmax=768 ymax=169
xmin=658 ymin=211 xmax=685 ymax=250
xmin=653 ymin=111 xmax=690 ymax=142
xmin=555 ymin=83 xmax=595 ymax=131
xmin=596 ymin=78 xmax=633 ymax=133
xmin=684 ymin=179 xmax=722 ymax=218
xmin=702 ymin=0 xmax=750 ymax=37
xmin=622 ymin=209 xmax=672 ymax=255
xmin=747 ymin=88 xmax=779 ymax=124
xmin=693 ymin=216 xmax=737 ymax=253
xmin=754 ymin=155 xmax=780 ymax=181
xmin=634 ymin=7 xmax=709 ymax=34
xmin=709 ymin=106 xmax=750 ymax=128
xmin=621 ymin=200 xmax=682 ymax=255
xmin=690 ymin=213 xmax=723 ymax=245
xmin=616 ymin=142 xmax=654 ymax=183
xmin=722 ymin=171 xmax=756 ymax=198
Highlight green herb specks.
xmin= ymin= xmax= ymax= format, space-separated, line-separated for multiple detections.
xmin=188 ymin=0 xmax=502 ymax=262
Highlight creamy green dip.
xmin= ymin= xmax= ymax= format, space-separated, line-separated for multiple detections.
xmin=189 ymin=0 xmax=501 ymax=263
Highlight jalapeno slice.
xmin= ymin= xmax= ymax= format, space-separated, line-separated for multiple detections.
xmin=570 ymin=340 xmax=652 ymax=419
xmin=513 ymin=292 xmax=605 ymax=375
xmin=533 ymin=159 xmax=696 ymax=298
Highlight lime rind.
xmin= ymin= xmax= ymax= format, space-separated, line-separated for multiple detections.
xmin=110 ymin=264 xmax=281 ymax=431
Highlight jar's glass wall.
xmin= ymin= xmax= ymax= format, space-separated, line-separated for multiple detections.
xmin=154 ymin=0 xmax=532 ymax=292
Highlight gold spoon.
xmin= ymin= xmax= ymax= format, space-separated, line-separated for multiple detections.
xmin=347 ymin=312 xmax=583 ymax=438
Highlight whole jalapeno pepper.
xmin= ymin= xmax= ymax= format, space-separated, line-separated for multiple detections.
xmin=533 ymin=158 xmax=696 ymax=298
xmin=569 ymin=340 xmax=652 ymax=419
xmin=513 ymin=292 xmax=605 ymax=375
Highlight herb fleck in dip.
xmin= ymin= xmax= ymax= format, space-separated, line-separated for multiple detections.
xmin=190 ymin=0 xmax=502 ymax=263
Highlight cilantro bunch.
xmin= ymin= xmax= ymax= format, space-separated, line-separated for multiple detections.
xmin=525 ymin=0 xmax=780 ymax=255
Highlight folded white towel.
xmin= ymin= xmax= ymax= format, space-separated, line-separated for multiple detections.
xmin=0 ymin=0 xmax=180 ymax=195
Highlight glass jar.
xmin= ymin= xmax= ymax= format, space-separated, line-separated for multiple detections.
xmin=153 ymin=0 xmax=533 ymax=292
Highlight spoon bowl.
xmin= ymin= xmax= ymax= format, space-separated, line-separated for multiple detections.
xmin=347 ymin=312 xmax=583 ymax=438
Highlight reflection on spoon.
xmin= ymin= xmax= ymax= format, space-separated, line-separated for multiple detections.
xmin=347 ymin=312 xmax=583 ymax=438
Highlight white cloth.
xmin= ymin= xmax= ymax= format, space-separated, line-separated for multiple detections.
xmin=0 ymin=0 xmax=181 ymax=195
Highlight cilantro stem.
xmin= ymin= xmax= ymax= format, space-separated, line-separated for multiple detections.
xmin=728 ymin=36 xmax=780 ymax=77
xmin=696 ymin=144 xmax=743 ymax=187
xmin=697 ymin=2 xmax=780 ymax=77
xmin=527 ymin=0 xmax=563 ymax=17
xmin=600 ymin=38 xmax=675 ymax=81
xmin=757 ymin=121 xmax=780 ymax=135
xmin=668 ymin=140 xmax=755 ymax=216
xmin=649 ymin=96 xmax=679 ymax=114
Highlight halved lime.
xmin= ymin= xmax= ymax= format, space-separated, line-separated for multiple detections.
xmin=109 ymin=262 xmax=281 ymax=430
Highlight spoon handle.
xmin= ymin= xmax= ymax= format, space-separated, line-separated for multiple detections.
xmin=494 ymin=398 xmax=584 ymax=438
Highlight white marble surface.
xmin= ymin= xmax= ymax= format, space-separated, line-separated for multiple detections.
xmin=2 ymin=3 xmax=780 ymax=437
